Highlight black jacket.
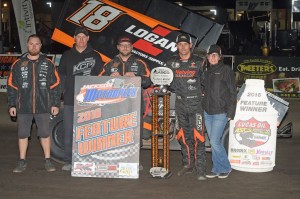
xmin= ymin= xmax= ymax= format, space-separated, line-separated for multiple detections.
xmin=7 ymin=53 xmax=60 ymax=114
xmin=167 ymin=54 xmax=205 ymax=98
xmin=99 ymin=54 xmax=151 ymax=89
xmin=58 ymin=43 xmax=104 ymax=105
xmin=202 ymin=61 xmax=237 ymax=119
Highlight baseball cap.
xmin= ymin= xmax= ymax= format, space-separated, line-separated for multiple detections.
xmin=207 ymin=44 xmax=222 ymax=55
xmin=74 ymin=27 xmax=89 ymax=36
xmin=118 ymin=35 xmax=132 ymax=44
xmin=176 ymin=33 xmax=191 ymax=44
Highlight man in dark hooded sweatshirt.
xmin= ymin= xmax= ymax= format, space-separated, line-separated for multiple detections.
xmin=58 ymin=27 xmax=104 ymax=171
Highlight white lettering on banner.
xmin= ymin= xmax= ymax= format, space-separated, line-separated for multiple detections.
xmin=131 ymin=49 xmax=149 ymax=59
xmin=68 ymin=0 xmax=122 ymax=31
xmin=125 ymin=25 xmax=177 ymax=52
xmin=131 ymin=49 xmax=166 ymax=66
xmin=291 ymin=67 xmax=300 ymax=71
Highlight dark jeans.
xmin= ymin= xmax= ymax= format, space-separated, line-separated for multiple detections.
xmin=63 ymin=105 xmax=74 ymax=164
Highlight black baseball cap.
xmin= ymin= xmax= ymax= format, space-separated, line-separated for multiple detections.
xmin=74 ymin=27 xmax=89 ymax=36
xmin=207 ymin=44 xmax=222 ymax=55
xmin=176 ymin=33 xmax=191 ymax=44
xmin=118 ymin=35 xmax=132 ymax=44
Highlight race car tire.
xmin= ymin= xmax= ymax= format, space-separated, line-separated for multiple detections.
xmin=50 ymin=108 xmax=65 ymax=164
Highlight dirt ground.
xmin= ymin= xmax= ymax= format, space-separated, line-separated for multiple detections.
xmin=0 ymin=93 xmax=299 ymax=199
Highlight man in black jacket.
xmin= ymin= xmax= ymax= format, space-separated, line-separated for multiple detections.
xmin=166 ymin=33 xmax=206 ymax=180
xmin=7 ymin=34 xmax=60 ymax=173
xmin=59 ymin=27 xmax=104 ymax=171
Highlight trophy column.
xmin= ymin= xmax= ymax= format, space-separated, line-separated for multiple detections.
xmin=149 ymin=67 xmax=173 ymax=179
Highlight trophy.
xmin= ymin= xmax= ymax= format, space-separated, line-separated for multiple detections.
xmin=149 ymin=67 xmax=173 ymax=179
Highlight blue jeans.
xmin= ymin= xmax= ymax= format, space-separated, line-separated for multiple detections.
xmin=204 ymin=111 xmax=231 ymax=174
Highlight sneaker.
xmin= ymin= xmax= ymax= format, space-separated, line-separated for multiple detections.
xmin=62 ymin=164 xmax=72 ymax=171
xmin=197 ymin=175 xmax=207 ymax=181
xmin=13 ymin=159 xmax=27 ymax=173
xmin=177 ymin=166 xmax=193 ymax=176
xmin=44 ymin=159 xmax=56 ymax=172
xmin=206 ymin=172 xmax=219 ymax=178
xmin=218 ymin=172 xmax=231 ymax=179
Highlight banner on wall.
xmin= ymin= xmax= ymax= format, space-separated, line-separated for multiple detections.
xmin=12 ymin=0 xmax=36 ymax=53
xmin=234 ymin=56 xmax=300 ymax=98
xmin=72 ymin=76 xmax=141 ymax=179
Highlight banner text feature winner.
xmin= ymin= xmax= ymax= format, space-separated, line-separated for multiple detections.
xmin=72 ymin=76 xmax=141 ymax=179
xmin=234 ymin=56 xmax=300 ymax=98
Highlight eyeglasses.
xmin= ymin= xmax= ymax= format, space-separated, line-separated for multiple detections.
xmin=118 ymin=44 xmax=132 ymax=48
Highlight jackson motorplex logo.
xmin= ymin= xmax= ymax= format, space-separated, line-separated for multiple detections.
xmin=237 ymin=59 xmax=277 ymax=75
xmin=66 ymin=0 xmax=177 ymax=58
xmin=76 ymin=79 xmax=139 ymax=106
xmin=233 ymin=117 xmax=271 ymax=148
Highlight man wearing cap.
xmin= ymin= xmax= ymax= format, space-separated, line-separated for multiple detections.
xmin=202 ymin=44 xmax=236 ymax=179
xmin=58 ymin=27 xmax=104 ymax=171
xmin=166 ymin=33 xmax=206 ymax=180
xmin=99 ymin=36 xmax=150 ymax=86
xmin=99 ymin=35 xmax=151 ymax=170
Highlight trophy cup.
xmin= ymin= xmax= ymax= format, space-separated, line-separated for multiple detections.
xmin=149 ymin=67 xmax=173 ymax=179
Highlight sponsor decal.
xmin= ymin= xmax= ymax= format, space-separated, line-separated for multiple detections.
xmin=73 ymin=162 xmax=95 ymax=174
xmin=241 ymin=161 xmax=251 ymax=165
xmin=175 ymin=69 xmax=196 ymax=78
xmin=260 ymin=161 xmax=272 ymax=166
xmin=234 ymin=117 xmax=271 ymax=148
xmin=76 ymin=79 xmax=139 ymax=105
xmin=237 ymin=59 xmax=276 ymax=75
xmin=230 ymin=159 xmax=241 ymax=164
xmin=252 ymin=162 xmax=260 ymax=166
xmin=230 ymin=148 xmax=247 ymax=153
xmin=96 ymin=164 xmax=118 ymax=173
xmin=195 ymin=113 xmax=202 ymax=131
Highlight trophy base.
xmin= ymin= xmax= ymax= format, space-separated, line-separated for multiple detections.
xmin=150 ymin=167 xmax=172 ymax=179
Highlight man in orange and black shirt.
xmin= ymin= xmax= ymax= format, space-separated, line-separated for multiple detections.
xmin=7 ymin=34 xmax=60 ymax=173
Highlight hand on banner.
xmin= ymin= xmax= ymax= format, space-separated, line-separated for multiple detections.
xmin=111 ymin=72 xmax=121 ymax=77
xmin=9 ymin=107 xmax=17 ymax=117
xmin=124 ymin=72 xmax=135 ymax=77
xmin=51 ymin=106 xmax=59 ymax=116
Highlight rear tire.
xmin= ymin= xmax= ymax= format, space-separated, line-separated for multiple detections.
xmin=50 ymin=108 xmax=65 ymax=164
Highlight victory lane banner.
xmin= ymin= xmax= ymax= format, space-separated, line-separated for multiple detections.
xmin=72 ymin=76 xmax=141 ymax=179
xmin=51 ymin=0 xmax=196 ymax=70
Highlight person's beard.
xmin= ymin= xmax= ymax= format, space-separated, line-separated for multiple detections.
xmin=120 ymin=51 xmax=131 ymax=57
xmin=28 ymin=49 xmax=40 ymax=56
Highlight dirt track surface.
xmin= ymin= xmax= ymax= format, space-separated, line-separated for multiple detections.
xmin=0 ymin=93 xmax=299 ymax=199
